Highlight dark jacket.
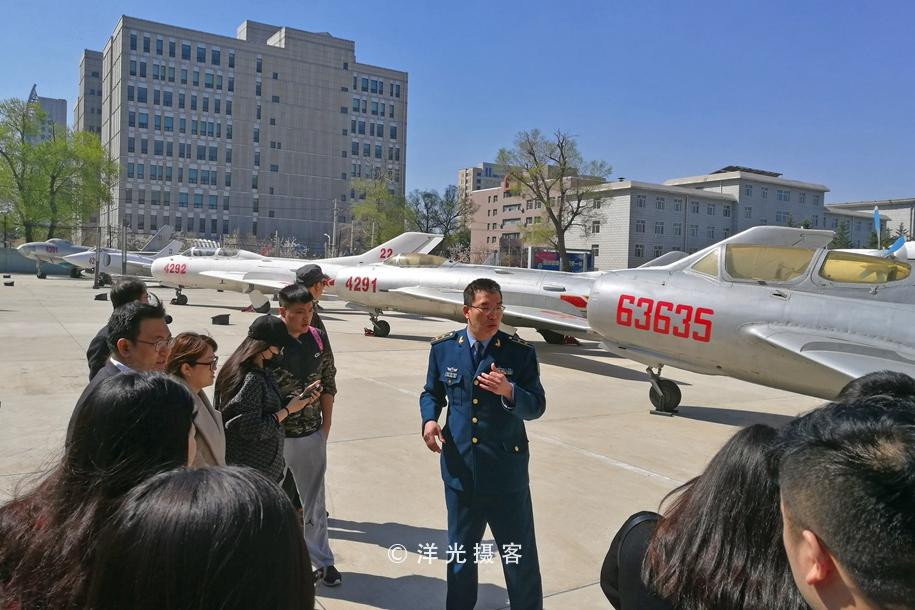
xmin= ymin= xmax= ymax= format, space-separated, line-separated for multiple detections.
xmin=419 ymin=328 xmax=546 ymax=494
xmin=219 ymin=368 xmax=286 ymax=482
xmin=600 ymin=511 xmax=673 ymax=610
xmin=86 ymin=325 xmax=110 ymax=380
xmin=269 ymin=326 xmax=334 ymax=438
xmin=66 ymin=360 xmax=123 ymax=444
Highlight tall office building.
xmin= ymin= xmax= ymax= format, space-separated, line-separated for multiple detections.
xmin=90 ymin=16 xmax=407 ymax=251
xmin=457 ymin=162 xmax=507 ymax=201
xmin=74 ymin=50 xmax=103 ymax=135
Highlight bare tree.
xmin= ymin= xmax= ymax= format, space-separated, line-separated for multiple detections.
xmin=497 ymin=129 xmax=611 ymax=271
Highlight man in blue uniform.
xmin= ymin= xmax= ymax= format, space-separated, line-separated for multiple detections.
xmin=420 ymin=278 xmax=546 ymax=610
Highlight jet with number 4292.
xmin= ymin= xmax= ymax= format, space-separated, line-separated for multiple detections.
xmin=335 ymin=226 xmax=915 ymax=414
xmin=149 ymin=232 xmax=443 ymax=312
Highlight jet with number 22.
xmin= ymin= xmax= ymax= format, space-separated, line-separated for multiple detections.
xmin=150 ymin=232 xmax=443 ymax=312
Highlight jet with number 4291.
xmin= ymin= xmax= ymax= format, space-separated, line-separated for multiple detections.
xmin=149 ymin=232 xmax=443 ymax=312
xmin=335 ymin=226 xmax=915 ymax=414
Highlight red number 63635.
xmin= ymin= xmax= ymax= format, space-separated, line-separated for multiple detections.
xmin=616 ymin=294 xmax=713 ymax=342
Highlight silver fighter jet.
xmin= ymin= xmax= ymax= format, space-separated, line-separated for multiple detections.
xmin=584 ymin=226 xmax=915 ymax=413
xmin=150 ymin=232 xmax=443 ymax=312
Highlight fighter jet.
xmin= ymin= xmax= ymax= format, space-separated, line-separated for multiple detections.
xmin=63 ymin=240 xmax=184 ymax=278
xmin=583 ymin=226 xmax=915 ymax=413
xmin=149 ymin=232 xmax=443 ymax=312
xmin=334 ymin=253 xmax=599 ymax=341
xmin=16 ymin=239 xmax=90 ymax=278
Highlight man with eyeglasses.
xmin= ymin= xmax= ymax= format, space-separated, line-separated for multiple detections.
xmin=67 ymin=301 xmax=172 ymax=444
xmin=420 ymin=278 xmax=546 ymax=610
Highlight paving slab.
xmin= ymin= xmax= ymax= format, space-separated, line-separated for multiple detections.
xmin=0 ymin=274 xmax=824 ymax=609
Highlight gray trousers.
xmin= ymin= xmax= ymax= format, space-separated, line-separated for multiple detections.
xmin=284 ymin=431 xmax=335 ymax=568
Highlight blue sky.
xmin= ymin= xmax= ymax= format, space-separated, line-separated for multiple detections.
xmin=2 ymin=0 xmax=913 ymax=202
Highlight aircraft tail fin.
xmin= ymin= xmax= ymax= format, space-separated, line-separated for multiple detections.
xmin=349 ymin=232 xmax=444 ymax=264
xmin=152 ymin=239 xmax=183 ymax=259
xmin=140 ymin=225 xmax=175 ymax=252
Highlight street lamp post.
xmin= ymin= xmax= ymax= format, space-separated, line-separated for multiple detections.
xmin=323 ymin=233 xmax=331 ymax=258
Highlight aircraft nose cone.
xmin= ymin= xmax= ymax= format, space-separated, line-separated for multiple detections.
xmin=63 ymin=252 xmax=89 ymax=267
xmin=150 ymin=258 xmax=167 ymax=279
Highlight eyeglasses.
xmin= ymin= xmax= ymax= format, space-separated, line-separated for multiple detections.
xmin=468 ymin=304 xmax=505 ymax=315
xmin=134 ymin=336 xmax=175 ymax=352
xmin=191 ymin=357 xmax=219 ymax=371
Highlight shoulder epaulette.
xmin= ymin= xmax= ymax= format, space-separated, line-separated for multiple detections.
xmin=431 ymin=330 xmax=457 ymax=344
xmin=507 ymin=333 xmax=532 ymax=348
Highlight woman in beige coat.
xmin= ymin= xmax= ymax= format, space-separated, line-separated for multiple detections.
xmin=166 ymin=332 xmax=226 ymax=467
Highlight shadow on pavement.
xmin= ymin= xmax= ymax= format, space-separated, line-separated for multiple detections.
xmin=316 ymin=572 xmax=507 ymax=610
xmin=676 ymin=406 xmax=796 ymax=428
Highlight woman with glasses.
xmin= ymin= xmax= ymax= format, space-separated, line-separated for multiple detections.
xmin=166 ymin=332 xmax=226 ymax=467
xmin=215 ymin=315 xmax=318 ymax=482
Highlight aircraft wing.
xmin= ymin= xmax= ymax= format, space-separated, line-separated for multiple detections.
xmin=388 ymin=286 xmax=593 ymax=335
xmin=198 ymin=270 xmax=291 ymax=293
xmin=743 ymin=324 xmax=915 ymax=381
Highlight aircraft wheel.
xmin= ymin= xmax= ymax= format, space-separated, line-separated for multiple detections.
xmin=649 ymin=379 xmax=681 ymax=413
xmin=537 ymin=329 xmax=565 ymax=345
xmin=99 ymin=273 xmax=112 ymax=286
xmin=175 ymin=293 xmax=189 ymax=306
xmin=254 ymin=301 xmax=271 ymax=314
xmin=69 ymin=268 xmax=82 ymax=279
xmin=372 ymin=320 xmax=391 ymax=338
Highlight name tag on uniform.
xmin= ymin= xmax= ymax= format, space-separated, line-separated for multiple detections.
xmin=445 ymin=367 xmax=459 ymax=379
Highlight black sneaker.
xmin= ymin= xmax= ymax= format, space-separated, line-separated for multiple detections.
xmin=322 ymin=565 xmax=342 ymax=587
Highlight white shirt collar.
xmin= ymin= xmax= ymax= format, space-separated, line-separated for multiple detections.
xmin=109 ymin=357 xmax=134 ymax=374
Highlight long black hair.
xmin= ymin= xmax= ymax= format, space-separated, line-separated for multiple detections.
xmin=0 ymin=372 xmax=194 ymax=609
xmin=214 ymin=336 xmax=271 ymax=409
xmin=642 ymin=424 xmax=806 ymax=610
xmin=86 ymin=466 xmax=314 ymax=610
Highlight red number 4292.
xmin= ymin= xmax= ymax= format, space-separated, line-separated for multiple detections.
xmin=615 ymin=294 xmax=713 ymax=342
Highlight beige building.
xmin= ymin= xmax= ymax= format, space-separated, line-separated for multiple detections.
xmin=826 ymin=198 xmax=915 ymax=238
xmin=468 ymin=166 xmax=884 ymax=270
xmin=74 ymin=50 xmax=103 ymax=135
xmin=90 ymin=16 xmax=407 ymax=250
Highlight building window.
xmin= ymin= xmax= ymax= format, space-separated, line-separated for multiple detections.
xmin=673 ymin=222 xmax=682 ymax=236
xmin=673 ymin=198 xmax=682 ymax=211
xmin=776 ymin=210 xmax=789 ymax=224
xmin=130 ymin=33 xmax=137 ymax=51
xmin=270 ymin=164 xmax=279 ymax=172
xmin=654 ymin=221 xmax=664 ymax=235
xmin=181 ymin=43 xmax=190 ymax=60
xmin=707 ymin=226 xmax=715 ymax=239
xmin=591 ymin=244 xmax=599 ymax=259
xmin=256 ymin=57 xmax=262 ymax=73
xmin=689 ymin=224 xmax=698 ymax=237
xmin=761 ymin=187 xmax=768 ymax=199
xmin=656 ymin=197 xmax=665 ymax=210
xmin=271 ymin=95 xmax=280 ymax=103
xmin=654 ymin=245 xmax=663 ymax=258
xmin=744 ymin=184 xmax=752 ymax=197
xmin=196 ymin=45 xmax=206 ymax=63
xmin=156 ymin=38 xmax=163 ymax=55
xmin=691 ymin=202 xmax=700 ymax=214
xmin=635 ymin=219 xmax=645 ymax=233
xmin=634 ymin=244 xmax=644 ymax=257
xmin=706 ymin=204 xmax=715 ymax=216
xmin=211 ymin=49 xmax=220 ymax=65
xmin=143 ymin=36 xmax=150 ymax=53
xmin=592 ymin=220 xmax=600 ymax=233
xmin=744 ymin=206 xmax=752 ymax=219
xmin=636 ymin=195 xmax=646 ymax=208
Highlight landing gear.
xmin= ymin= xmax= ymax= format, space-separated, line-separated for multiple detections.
xmin=35 ymin=262 xmax=46 ymax=279
xmin=171 ymin=288 xmax=188 ymax=306
xmin=536 ymin=328 xmax=581 ymax=345
xmin=69 ymin=267 xmax=82 ymax=279
xmin=369 ymin=312 xmax=390 ymax=337
xmin=646 ymin=366 xmax=681 ymax=416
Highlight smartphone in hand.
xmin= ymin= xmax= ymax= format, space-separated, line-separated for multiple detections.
xmin=297 ymin=379 xmax=322 ymax=399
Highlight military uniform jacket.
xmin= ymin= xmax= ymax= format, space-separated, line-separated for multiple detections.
xmin=420 ymin=328 xmax=546 ymax=495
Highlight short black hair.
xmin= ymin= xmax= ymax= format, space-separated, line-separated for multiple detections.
xmin=277 ymin=284 xmax=314 ymax=308
xmin=837 ymin=370 xmax=915 ymax=403
xmin=110 ymin=277 xmax=147 ymax=309
xmin=779 ymin=397 xmax=915 ymax=607
xmin=86 ymin=467 xmax=313 ymax=610
xmin=106 ymin=302 xmax=167 ymax=352
xmin=463 ymin=278 xmax=501 ymax=307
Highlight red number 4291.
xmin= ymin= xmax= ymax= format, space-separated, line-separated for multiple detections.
xmin=615 ymin=294 xmax=713 ymax=342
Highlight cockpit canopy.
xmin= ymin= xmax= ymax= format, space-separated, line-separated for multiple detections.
xmin=382 ymin=253 xmax=447 ymax=267
xmin=177 ymin=247 xmax=262 ymax=259
xmin=690 ymin=243 xmax=912 ymax=285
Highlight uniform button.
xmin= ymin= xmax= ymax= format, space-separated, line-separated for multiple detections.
xmin=471 ymin=437 xmax=478 ymax=444
xmin=473 ymin=379 xmax=479 ymax=386
xmin=472 ymin=417 xmax=478 ymax=423
xmin=472 ymin=398 xmax=479 ymax=405
xmin=514 ymin=446 xmax=520 ymax=452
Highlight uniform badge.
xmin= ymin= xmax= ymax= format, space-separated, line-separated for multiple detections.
xmin=494 ymin=339 xmax=501 ymax=348
xmin=458 ymin=335 xmax=465 ymax=345
xmin=445 ymin=366 xmax=459 ymax=379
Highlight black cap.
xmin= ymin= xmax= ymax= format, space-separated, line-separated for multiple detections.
xmin=296 ymin=264 xmax=330 ymax=287
xmin=247 ymin=315 xmax=289 ymax=348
